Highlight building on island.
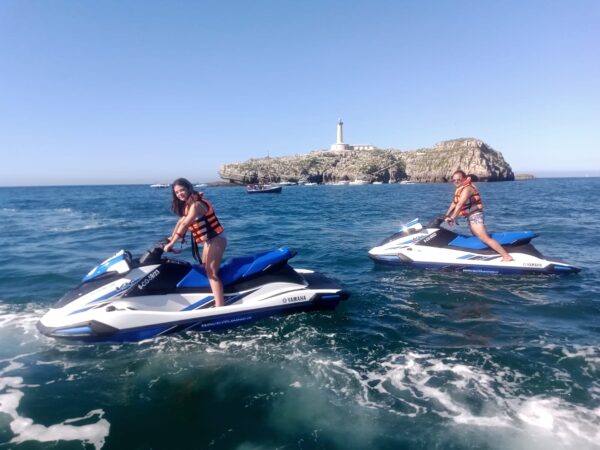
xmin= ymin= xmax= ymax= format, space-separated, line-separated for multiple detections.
xmin=329 ymin=119 xmax=376 ymax=151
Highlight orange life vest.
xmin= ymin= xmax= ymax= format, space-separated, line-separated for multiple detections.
xmin=186 ymin=193 xmax=224 ymax=243
xmin=453 ymin=178 xmax=484 ymax=217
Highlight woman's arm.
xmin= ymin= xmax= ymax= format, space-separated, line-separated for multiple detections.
xmin=169 ymin=217 xmax=185 ymax=239
xmin=164 ymin=201 xmax=207 ymax=252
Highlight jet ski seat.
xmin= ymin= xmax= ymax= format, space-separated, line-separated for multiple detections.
xmin=449 ymin=231 xmax=537 ymax=250
xmin=177 ymin=247 xmax=295 ymax=288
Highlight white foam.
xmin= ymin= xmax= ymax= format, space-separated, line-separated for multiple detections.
xmin=2 ymin=206 xmax=123 ymax=233
xmin=0 ymin=360 xmax=24 ymax=376
xmin=516 ymin=397 xmax=600 ymax=446
xmin=559 ymin=345 xmax=600 ymax=367
xmin=361 ymin=348 xmax=600 ymax=447
xmin=299 ymin=349 xmax=600 ymax=448
xmin=0 ymin=304 xmax=46 ymax=337
xmin=0 ymin=376 xmax=110 ymax=450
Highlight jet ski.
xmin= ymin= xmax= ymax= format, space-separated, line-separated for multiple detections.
xmin=37 ymin=244 xmax=350 ymax=343
xmin=368 ymin=217 xmax=580 ymax=275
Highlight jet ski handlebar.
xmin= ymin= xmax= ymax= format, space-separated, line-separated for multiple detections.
xmin=139 ymin=239 xmax=169 ymax=265
xmin=426 ymin=215 xmax=446 ymax=229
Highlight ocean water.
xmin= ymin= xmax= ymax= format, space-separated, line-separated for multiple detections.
xmin=0 ymin=179 xmax=599 ymax=450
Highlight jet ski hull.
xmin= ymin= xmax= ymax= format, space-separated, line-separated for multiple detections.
xmin=37 ymin=286 xmax=348 ymax=343
xmin=368 ymin=254 xmax=579 ymax=275
xmin=37 ymin=247 xmax=349 ymax=343
xmin=368 ymin=219 xmax=580 ymax=275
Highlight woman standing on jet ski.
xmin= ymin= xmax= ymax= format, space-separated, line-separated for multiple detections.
xmin=444 ymin=170 xmax=513 ymax=262
xmin=163 ymin=178 xmax=227 ymax=307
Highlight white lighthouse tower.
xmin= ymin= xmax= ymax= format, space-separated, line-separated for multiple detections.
xmin=330 ymin=118 xmax=351 ymax=151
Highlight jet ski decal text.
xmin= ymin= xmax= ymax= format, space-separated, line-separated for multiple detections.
xmin=138 ymin=269 xmax=160 ymax=290
xmin=390 ymin=234 xmax=429 ymax=248
xmin=422 ymin=232 xmax=438 ymax=243
xmin=282 ymin=295 xmax=307 ymax=304
xmin=200 ymin=315 xmax=253 ymax=328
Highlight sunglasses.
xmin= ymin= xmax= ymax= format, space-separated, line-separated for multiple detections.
xmin=451 ymin=178 xmax=463 ymax=183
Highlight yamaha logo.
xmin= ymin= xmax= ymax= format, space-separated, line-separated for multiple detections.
xmin=282 ymin=295 xmax=307 ymax=304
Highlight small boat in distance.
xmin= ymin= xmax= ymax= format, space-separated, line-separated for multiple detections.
xmin=349 ymin=179 xmax=369 ymax=185
xmin=247 ymin=153 xmax=282 ymax=194
xmin=150 ymin=183 xmax=170 ymax=188
xmin=247 ymin=184 xmax=282 ymax=194
xmin=194 ymin=183 xmax=207 ymax=188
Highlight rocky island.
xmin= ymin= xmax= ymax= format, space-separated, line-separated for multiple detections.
xmin=219 ymin=137 xmax=514 ymax=184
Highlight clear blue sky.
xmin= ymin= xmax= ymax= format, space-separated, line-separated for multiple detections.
xmin=1 ymin=0 xmax=598 ymax=185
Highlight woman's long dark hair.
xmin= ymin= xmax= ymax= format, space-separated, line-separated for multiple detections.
xmin=171 ymin=178 xmax=196 ymax=217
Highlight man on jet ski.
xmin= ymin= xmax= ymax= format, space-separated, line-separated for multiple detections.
xmin=444 ymin=170 xmax=513 ymax=262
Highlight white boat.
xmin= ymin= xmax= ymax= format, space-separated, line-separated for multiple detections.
xmin=150 ymin=183 xmax=170 ymax=188
xmin=246 ymin=184 xmax=282 ymax=194
xmin=349 ymin=180 xmax=369 ymax=185
xmin=194 ymin=183 xmax=207 ymax=188
xmin=304 ymin=182 xmax=318 ymax=186
xmin=372 ymin=181 xmax=383 ymax=185
xmin=400 ymin=180 xmax=415 ymax=185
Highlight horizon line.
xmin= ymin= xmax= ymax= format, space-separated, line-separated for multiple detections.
xmin=2 ymin=174 xmax=599 ymax=188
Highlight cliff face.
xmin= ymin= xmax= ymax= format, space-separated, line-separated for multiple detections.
xmin=219 ymin=138 xmax=514 ymax=183
xmin=219 ymin=149 xmax=405 ymax=184
xmin=403 ymin=139 xmax=514 ymax=182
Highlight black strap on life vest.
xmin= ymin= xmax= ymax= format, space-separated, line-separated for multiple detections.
xmin=191 ymin=239 xmax=201 ymax=262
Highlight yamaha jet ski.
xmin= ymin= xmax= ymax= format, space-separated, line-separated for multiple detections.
xmin=37 ymin=244 xmax=349 ymax=343
xmin=368 ymin=217 xmax=580 ymax=275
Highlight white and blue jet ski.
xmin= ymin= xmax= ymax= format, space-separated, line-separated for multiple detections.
xmin=37 ymin=244 xmax=349 ymax=343
xmin=368 ymin=217 xmax=580 ymax=275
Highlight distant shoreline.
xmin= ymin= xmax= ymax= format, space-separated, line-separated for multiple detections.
xmin=1 ymin=175 xmax=599 ymax=189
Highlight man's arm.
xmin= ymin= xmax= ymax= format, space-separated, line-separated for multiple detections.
xmin=449 ymin=187 xmax=472 ymax=219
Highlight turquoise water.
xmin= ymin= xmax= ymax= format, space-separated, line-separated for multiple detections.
xmin=0 ymin=179 xmax=599 ymax=449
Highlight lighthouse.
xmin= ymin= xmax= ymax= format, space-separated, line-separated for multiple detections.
xmin=330 ymin=118 xmax=351 ymax=151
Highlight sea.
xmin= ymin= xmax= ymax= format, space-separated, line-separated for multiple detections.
xmin=0 ymin=179 xmax=599 ymax=450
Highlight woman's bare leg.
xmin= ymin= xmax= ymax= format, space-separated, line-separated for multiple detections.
xmin=204 ymin=236 xmax=227 ymax=307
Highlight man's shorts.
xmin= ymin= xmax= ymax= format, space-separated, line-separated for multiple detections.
xmin=467 ymin=211 xmax=485 ymax=225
